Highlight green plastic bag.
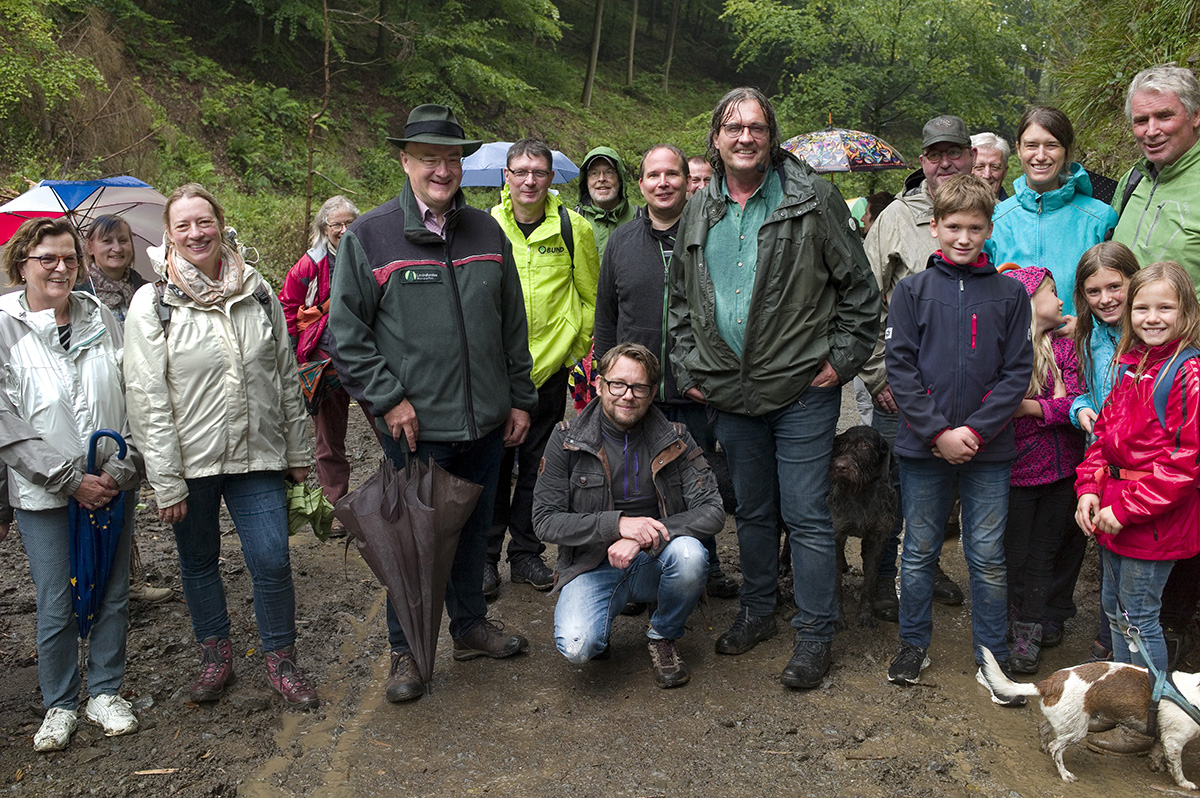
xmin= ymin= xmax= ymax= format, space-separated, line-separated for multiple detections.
xmin=286 ymin=480 xmax=334 ymax=541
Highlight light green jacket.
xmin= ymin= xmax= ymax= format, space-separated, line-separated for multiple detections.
xmin=1112 ymin=142 xmax=1200 ymax=289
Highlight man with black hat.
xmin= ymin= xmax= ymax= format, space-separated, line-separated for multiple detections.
xmin=329 ymin=104 xmax=539 ymax=704
xmin=857 ymin=114 xmax=978 ymax=620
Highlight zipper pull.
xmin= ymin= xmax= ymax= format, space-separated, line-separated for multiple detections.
xmin=971 ymin=313 xmax=977 ymax=349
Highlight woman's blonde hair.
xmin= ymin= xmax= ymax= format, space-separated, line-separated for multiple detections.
xmin=1115 ymin=261 xmax=1200 ymax=376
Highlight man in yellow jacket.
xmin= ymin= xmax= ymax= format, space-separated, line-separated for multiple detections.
xmin=488 ymin=138 xmax=600 ymax=596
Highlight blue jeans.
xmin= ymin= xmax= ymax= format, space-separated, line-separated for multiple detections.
xmin=661 ymin=402 xmax=726 ymax=576
xmin=381 ymin=426 xmax=503 ymax=651
xmin=172 ymin=471 xmax=296 ymax=651
xmin=715 ymin=384 xmax=841 ymax=641
xmin=554 ymin=536 xmax=708 ymax=663
xmin=1100 ymin=548 xmax=1174 ymax=671
xmin=18 ymin=502 xmax=133 ymax=709
xmin=898 ymin=456 xmax=1010 ymax=663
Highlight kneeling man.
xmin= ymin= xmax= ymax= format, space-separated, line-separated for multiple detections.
xmin=533 ymin=343 xmax=725 ymax=688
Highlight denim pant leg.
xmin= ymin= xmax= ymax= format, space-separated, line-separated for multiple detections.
xmin=897 ymin=458 xmax=956 ymax=650
xmin=555 ymin=562 xmax=631 ymax=663
xmin=774 ymin=386 xmax=841 ymax=641
xmin=222 ymin=472 xmax=297 ymax=651
xmin=957 ymin=460 xmax=1012 ymax=664
xmin=715 ymin=410 xmax=781 ymax=617
xmin=1101 ymin=548 xmax=1174 ymax=671
xmin=642 ymin=536 xmax=709 ymax=640
xmin=382 ymin=427 xmax=503 ymax=651
xmin=173 ymin=476 xmax=233 ymax=643
xmin=869 ymin=409 xmax=902 ymax=581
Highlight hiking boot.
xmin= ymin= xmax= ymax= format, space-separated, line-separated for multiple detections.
xmin=84 ymin=694 xmax=138 ymax=737
xmin=33 ymin=707 xmax=77 ymax=752
xmin=1085 ymin=726 xmax=1154 ymax=756
xmin=888 ymin=642 xmax=929 ymax=685
xmin=647 ymin=639 xmax=690 ymax=688
xmin=780 ymin=639 xmax=831 ymax=689
xmin=452 ymin=620 xmax=529 ymax=661
xmin=189 ymin=636 xmax=235 ymax=703
xmin=714 ymin=608 xmax=777 ymax=655
xmin=385 ymin=651 xmax=425 ymax=703
xmin=706 ymin=569 xmax=739 ymax=599
xmin=265 ymin=646 xmax=319 ymax=709
xmin=976 ymin=659 xmax=1027 ymax=707
xmin=1009 ymin=622 xmax=1042 ymax=674
xmin=871 ymin=576 xmax=899 ymax=623
xmin=129 ymin=581 xmax=174 ymax=603
xmin=620 ymin=602 xmax=648 ymax=616
xmin=1040 ymin=619 xmax=1063 ymax=648
xmin=510 ymin=556 xmax=554 ymax=591
xmin=932 ymin=563 xmax=964 ymax=605
xmin=482 ymin=560 xmax=500 ymax=601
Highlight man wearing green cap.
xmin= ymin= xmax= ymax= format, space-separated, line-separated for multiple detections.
xmin=330 ymin=104 xmax=539 ymax=704
xmin=578 ymin=146 xmax=637 ymax=257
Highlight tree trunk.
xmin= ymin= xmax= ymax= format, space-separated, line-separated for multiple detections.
xmin=647 ymin=0 xmax=657 ymax=39
xmin=661 ymin=0 xmax=681 ymax=93
xmin=306 ymin=0 xmax=332 ymax=243
xmin=626 ymin=0 xmax=638 ymax=87
xmin=374 ymin=0 xmax=391 ymax=61
xmin=582 ymin=0 xmax=605 ymax=108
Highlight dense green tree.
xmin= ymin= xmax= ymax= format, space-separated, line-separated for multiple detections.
xmin=0 ymin=0 xmax=103 ymax=123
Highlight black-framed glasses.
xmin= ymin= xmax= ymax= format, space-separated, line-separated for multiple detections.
xmin=922 ymin=147 xmax=965 ymax=163
xmin=326 ymin=221 xmax=350 ymax=232
xmin=508 ymin=168 xmax=552 ymax=181
xmin=601 ymin=378 xmax=653 ymax=399
xmin=24 ymin=254 xmax=79 ymax=270
xmin=721 ymin=122 xmax=769 ymax=139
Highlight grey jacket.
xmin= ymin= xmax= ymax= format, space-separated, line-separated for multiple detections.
xmin=532 ymin=400 xmax=724 ymax=590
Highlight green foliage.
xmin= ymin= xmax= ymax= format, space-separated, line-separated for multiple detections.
xmin=722 ymin=0 xmax=1036 ymax=165
xmin=0 ymin=0 xmax=104 ymax=120
xmin=199 ymin=82 xmax=315 ymax=191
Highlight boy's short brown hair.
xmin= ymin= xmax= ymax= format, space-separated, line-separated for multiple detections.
xmin=932 ymin=174 xmax=996 ymax=221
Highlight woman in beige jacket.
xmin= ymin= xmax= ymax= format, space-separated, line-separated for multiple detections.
xmin=124 ymin=184 xmax=318 ymax=710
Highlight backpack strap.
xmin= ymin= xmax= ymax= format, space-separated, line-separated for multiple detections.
xmin=1118 ymin=346 xmax=1200 ymax=429
xmin=154 ymin=281 xmax=172 ymax=336
xmin=557 ymin=205 xmax=575 ymax=268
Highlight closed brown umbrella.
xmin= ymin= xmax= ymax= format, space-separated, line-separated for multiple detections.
xmin=333 ymin=457 xmax=482 ymax=688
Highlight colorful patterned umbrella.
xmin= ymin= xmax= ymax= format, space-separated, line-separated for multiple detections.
xmin=781 ymin=128 xmax=908 ymax=174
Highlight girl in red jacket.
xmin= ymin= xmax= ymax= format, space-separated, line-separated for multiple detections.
xmin=1075 ymin=261 xmax=1200 ymax=673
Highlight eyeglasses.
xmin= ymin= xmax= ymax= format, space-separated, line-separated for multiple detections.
xmin=922 ymin=147 xmax=965 ymax=163
xmin=24 ymin=254 xmax=79 ymax=270
xmin=326 ymin=222 xmax=350 ymax=232
xmin=720 ymin=123 xmax=770 ymax=139
xmin=601 ymin=378 xmax=653 ymax=399
xmin=410 ymin=155 xmax=464 ymax=169
xmin=508 ymin=169 xmax=552 ymax=181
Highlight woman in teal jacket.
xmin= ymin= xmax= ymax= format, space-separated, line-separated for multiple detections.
xmin=988 ymin=107 xmax=1118 ymax=318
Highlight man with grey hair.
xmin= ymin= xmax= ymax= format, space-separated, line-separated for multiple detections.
xmin=669 ymin=86 xmax=879 ymax=689
xmin=1111 ymin=63 xmax=1200 ymax=285
xmin=971 ymin=132 xmax=1010 ymax=199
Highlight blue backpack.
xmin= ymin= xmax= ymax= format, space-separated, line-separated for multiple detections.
xmin=1116 ymin=346 xmax=1200 ymax=431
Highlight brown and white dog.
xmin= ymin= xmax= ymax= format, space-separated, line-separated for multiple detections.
xmin=979 ymin=647 xmax=1200 ymax=787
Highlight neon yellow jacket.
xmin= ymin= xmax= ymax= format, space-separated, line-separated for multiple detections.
xmin=492 ymin=189 xmax=600 ymax=388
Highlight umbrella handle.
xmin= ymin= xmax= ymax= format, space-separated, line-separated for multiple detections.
xmin=87 ymin=429 xmax=127 ymax=475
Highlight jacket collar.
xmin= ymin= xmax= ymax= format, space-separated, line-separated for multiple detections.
xmin=929 ymin=251 xmax=995 ymax=277
xmin=1014 ymin=162 xmax=1093 ymax=213
xmin=400 ymin=180 xmax=466 ymax=245
xmin=0 ymin=290 xmax=108 ymax=351
xmin=696 ymin=154 xmax=817 ymax=230
xmin=562 ymin=400 xmax=682 ymax=460
xmin=497 ymin=186 xmax=565 ymax=242
xmin=1120 ymin=339 xmax=1192 ymax=368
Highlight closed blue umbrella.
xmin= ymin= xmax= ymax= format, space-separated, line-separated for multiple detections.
xmin=460 ymin=141 xmax=580 ymax=187
xmin=69 ymin=429 xmax=128 ymax=639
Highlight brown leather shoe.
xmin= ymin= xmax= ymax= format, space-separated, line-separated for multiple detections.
xmin=384 ymin=651 xmax=425 ymax=703
xmin=1085 ymin=726 xmax=1153 ymax=756
xmin=452 ymin=620 xmax=529 ymax=661
xmin=648 ymin=639 xmax=690 ymax=688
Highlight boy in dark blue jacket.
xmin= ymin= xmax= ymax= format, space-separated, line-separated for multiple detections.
xmin=883 ymin=174 xmax=1034 ymax=700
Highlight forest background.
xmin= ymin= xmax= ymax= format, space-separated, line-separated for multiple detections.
xmin=1 ymin=0 xmax=1198 ymax=283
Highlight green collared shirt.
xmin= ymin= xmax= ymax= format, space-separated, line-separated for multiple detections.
xmin=704 ymin=171 xmax=784 ymax=358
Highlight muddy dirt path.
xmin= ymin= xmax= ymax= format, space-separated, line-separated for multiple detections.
xmin=2 ymin=389 xmax=1197 ymax=797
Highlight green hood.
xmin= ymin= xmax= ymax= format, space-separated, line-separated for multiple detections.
xmin=578 ymin=145 xmax=628 ymax=208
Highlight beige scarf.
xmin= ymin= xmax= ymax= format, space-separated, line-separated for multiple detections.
xmin=166 ymin=244 xmax=245 ymax=306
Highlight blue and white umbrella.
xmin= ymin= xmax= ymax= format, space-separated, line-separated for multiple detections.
xmin=460 ymin=141 xmax=580 ymax=187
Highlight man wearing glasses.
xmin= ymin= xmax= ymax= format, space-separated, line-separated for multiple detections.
xmin=486 ymin=138 xmax=600 ymax=599
xmin=858 ymin=115 xmax=979 ymax=622
xmin=533 ymin=343 xmax=724 ymax=688
xmin=329 ymin=104 xmax=538 ymax=704
xmin=668 ymin=87 xmax=878 ymax=689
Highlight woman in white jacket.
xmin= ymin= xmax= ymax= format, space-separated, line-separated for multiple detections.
xmin=0 ymin=218 xmax=143 ymax=751
xmin=123 ymin=184 xmax=318 ymax=710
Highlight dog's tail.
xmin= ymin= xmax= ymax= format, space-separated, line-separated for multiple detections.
xmin=978 ymin=647 xmax=1041 ymax=702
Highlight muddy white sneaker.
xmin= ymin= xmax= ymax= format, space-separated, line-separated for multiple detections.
xmin=129 ymin=582 xmax=174 ymax=602
xmin=84 ymin=694 xmax=139 ymax=736
xmin=33 ymin=707 xmax=77 ymax=752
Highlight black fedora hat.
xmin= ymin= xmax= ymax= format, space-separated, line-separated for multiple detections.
xmin=386 ymin=104 xmax=483 ymax=155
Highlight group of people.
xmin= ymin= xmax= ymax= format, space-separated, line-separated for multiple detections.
xmin=4 ymin=61 xmax=1200 ymax=758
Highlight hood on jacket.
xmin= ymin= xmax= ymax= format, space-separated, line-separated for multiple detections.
xmin=578 ymin=146 xmax=628 ymax=210
xmin=1005 ymin=265 xmax=1052 ymax=297
xmin=1013 ymin=162 xmax=1095 ymax=213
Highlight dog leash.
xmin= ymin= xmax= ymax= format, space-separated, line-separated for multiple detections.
xmin=1100 ymin=550 xmax=1200 ymax=731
